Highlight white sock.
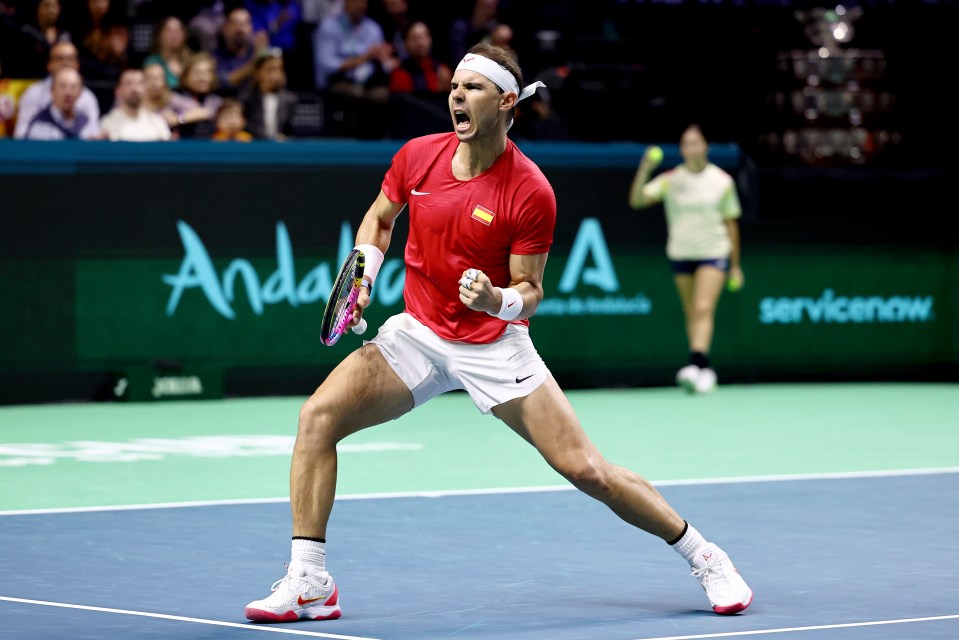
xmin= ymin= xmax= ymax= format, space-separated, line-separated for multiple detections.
xmin=671 ymin=523 xmax=711 ymax=566
xmin=291 ymin=538 xmax=328 ymax=579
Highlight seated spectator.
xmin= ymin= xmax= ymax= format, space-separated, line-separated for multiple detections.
xmin=19 ymin=66 xmax=101 ymax=139
xmin=484 ymin=22 xmax=512 ymax=50
xmin=1 ymin=70 xmax=36 ymax=137
xmin=388 ymin=21 xmax=450 ymax=94
xmin=142 ymin=61 xmax=214 ymax=137
xmin=99 ymin=67 xmax=171 ymax=141
xmin=447 ymin=0 xmax=499 ymax=64
xmin=14 ymin=41 xmax=101 ymax=138
xmin=371 ymin=0 xmax=411 ymax=62
xmin=211 ymin=98 xmax=253 ymax=141
xmin=3 ymin=0 xmax=68 ymax=79
xmin=71 ymin=0 xmax=129 ymax=94
xmin=173 ymin=51 xmax=223 ymax=138
xmin=244 ymin=0 xmax=302 ymax=53
xmin=314 ymin=0 xmax=394 ymax=138
xmin=510 ymin=87 xmax=571 ymax=141
xmin=215 ymin=6 xmax=270 ymax=96
xmin=240 ymin=47 xmax=297 ymax=141
xmin=187 ymin=0 xmax=225 ymax=53
xmin=142 ymin=16 xmax=193 ymax=89
xmin=143 ymin=61 xmax=178 ymax=127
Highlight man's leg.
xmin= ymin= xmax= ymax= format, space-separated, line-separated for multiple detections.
xmin=245 ymin=344 xmax=414 ymax=622
xmin=493 ymin=374 xmax=684 ymax=539
xmin=492 ymin=376 xmax=753 ymax=614
xmin=291 ymin=344 xmax=414 ymax=539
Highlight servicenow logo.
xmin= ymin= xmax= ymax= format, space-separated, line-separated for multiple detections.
xmin=759 ymin=289 xmax=934 ymax=325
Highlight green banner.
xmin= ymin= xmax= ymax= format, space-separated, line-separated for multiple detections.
xmin=68 ymin=218 xmax=953 ymax=389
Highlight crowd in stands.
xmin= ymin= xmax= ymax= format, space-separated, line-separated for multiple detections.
xmin=0 ymin=0 xmax=572 ymax=142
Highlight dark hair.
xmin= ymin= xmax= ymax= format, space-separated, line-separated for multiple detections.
xmin=217 ymin=98 xmax=244 ymax=118
xmin=466 ymin=42 xmax=522 ymax=93
xmin=682 ymin=123 xmax=707 ymax=142
xmin=254 ymin=47 xmax=283 ymax=71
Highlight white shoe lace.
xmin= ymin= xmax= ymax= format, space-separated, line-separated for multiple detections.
xmin=692 ymin=553 xmax=727 ymax=585
xmin=266 ymin=563 xmax=315 ymax=600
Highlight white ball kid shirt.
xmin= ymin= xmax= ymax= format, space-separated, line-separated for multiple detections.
xmin=643 ymin=162 xmax=741 ymax=260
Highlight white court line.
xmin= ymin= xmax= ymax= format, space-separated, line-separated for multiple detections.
xmin=2 ymin=466 xmax=958 ymax=517
xmin=2 ymin=598 xmax=954 ymax=640
xmin=629 ymin=614 xmax=959 ymax=640
xmin=0 ymin=596 xmax=380 ymax=640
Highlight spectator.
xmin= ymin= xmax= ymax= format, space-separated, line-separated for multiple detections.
xmin=214 ymin=6 xmax=270 ymax=96
xmin=211 ymin=97 xmax=253 ymax=140
xmin=388 ymin=20 xmax=450 ymax=94
xmin=447 ymin=0 xmax=498 ymax=65
xmin=1 ymin=66 xmax=38 ymax=137
xmin=142 ymin=61 xmax=179 ymax=129
xmin=19 ymin=66 xmax=101 ymax=139
xmin=241 ymin=47 xmax=297 ymax=140
xmin=313 ymin=0 xmax=394 ymax=137
xmin=485 ymin=22 xmax=512 ymax=50
xmin=3 ymin=0 xmax=68 ymax=79
xmin=244 ymin=0 xmax=302 ymax=53
xmin=99 ymin=67 xmax=171 ymax=141
xmin=173 ymin=51 xmax=223 ymax=138
xmin=71 ymin=0 xmax=129 ymax=93
xmin=511 ymin=85 xmax=570 ymax=141
xmin=142 ymin=16 xmax=192 ymax=90
xmin=14 ymin=41 xmax=100 ymax=138
xmin=186 ymin=0 xmax=225 ymax=53
xmin=313 ymin=0 xmax=394 ymax=89
xmin=371 ymin=0 xmax=411 ymax=62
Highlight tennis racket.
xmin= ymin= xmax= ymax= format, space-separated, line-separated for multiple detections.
xmin=320 ymin=248 xmax=369 ymax=346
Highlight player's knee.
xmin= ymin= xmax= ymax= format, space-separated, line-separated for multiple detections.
xmin=297 ymin=398 xmax=337 ymax=445
xmin=561 ymin=458 xmax=610 ymax=497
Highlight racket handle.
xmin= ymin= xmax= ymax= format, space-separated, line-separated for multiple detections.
xmin=353 ymin=318 xmax=368 ymax=335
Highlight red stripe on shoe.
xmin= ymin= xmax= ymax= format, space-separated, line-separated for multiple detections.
xmin=713 ymin=589 xmax=753 ymax=615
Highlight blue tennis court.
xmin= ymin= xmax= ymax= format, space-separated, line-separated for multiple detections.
xmin=1 ymin=385 xmax=957 ymax=639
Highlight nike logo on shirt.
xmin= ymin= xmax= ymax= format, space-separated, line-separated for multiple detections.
xmin=411 ymin=189 xmax=430 ymax=196
xmin=515 ymin=374 xmax=534 ymax=383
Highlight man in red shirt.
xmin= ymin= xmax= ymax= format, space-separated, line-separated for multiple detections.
xmin=245 ymin=42 xmax=753 ymax=624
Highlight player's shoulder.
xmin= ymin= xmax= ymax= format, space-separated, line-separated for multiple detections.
xmin=403 ymin=132 xmax=456 ymax=152
xmin=506 ymin=140 xmax=550 ymax=182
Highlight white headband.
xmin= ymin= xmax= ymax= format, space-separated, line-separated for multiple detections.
xmin=455 ymin=54 xmax=544 ymax=103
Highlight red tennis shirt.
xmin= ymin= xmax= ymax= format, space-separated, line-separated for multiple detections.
xmin=381 ymin=132 xmax=556 ymax=343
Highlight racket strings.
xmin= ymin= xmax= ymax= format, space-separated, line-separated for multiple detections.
xmin=330 ymin=263 xmax=362 ymax=338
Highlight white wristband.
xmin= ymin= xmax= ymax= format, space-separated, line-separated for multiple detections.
xmin=488 ymin=286 xmax=523 ymax=321
xmin=354 ymin=244 xmax=384 ymax=287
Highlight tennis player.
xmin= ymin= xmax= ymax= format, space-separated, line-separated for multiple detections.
xmin=245 ymin=44 xmax=753 ymax=623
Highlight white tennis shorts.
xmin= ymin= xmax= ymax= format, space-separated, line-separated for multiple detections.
xmin=369 ymin=312 xmax=550 ymax=414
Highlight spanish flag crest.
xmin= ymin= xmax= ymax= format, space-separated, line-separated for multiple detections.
xmin=470 ymin=204 xmax=495 ymax=226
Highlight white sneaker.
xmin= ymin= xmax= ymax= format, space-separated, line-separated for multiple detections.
xmin=676 ymin=365 xmax=700 ymax=393
xmin=245 ymin=561 xmax=342 ymax=623
xmin=690 ymin=544 xmax=753 ymax=615
xmin=695 ymin=368 xmax=717 ymax=394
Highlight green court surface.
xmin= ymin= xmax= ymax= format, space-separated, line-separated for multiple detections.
xmin=1 ymin=382 xmax=957 ymax=512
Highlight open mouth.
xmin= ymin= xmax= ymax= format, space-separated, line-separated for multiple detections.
xmin=453 ymin=110 xmax=471 ymax=132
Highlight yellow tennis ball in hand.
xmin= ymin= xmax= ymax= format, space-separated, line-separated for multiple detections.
xmin=726 ymin=275 xmax=743 ymax=292
xmin=647 ymin=145 xmax=663 ymax=165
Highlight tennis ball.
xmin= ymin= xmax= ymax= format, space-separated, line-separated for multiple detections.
xmin=726 ymin=276 xmax=743 ymax=293
xmin=647 ymin=145 xmax=663 ymax=164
